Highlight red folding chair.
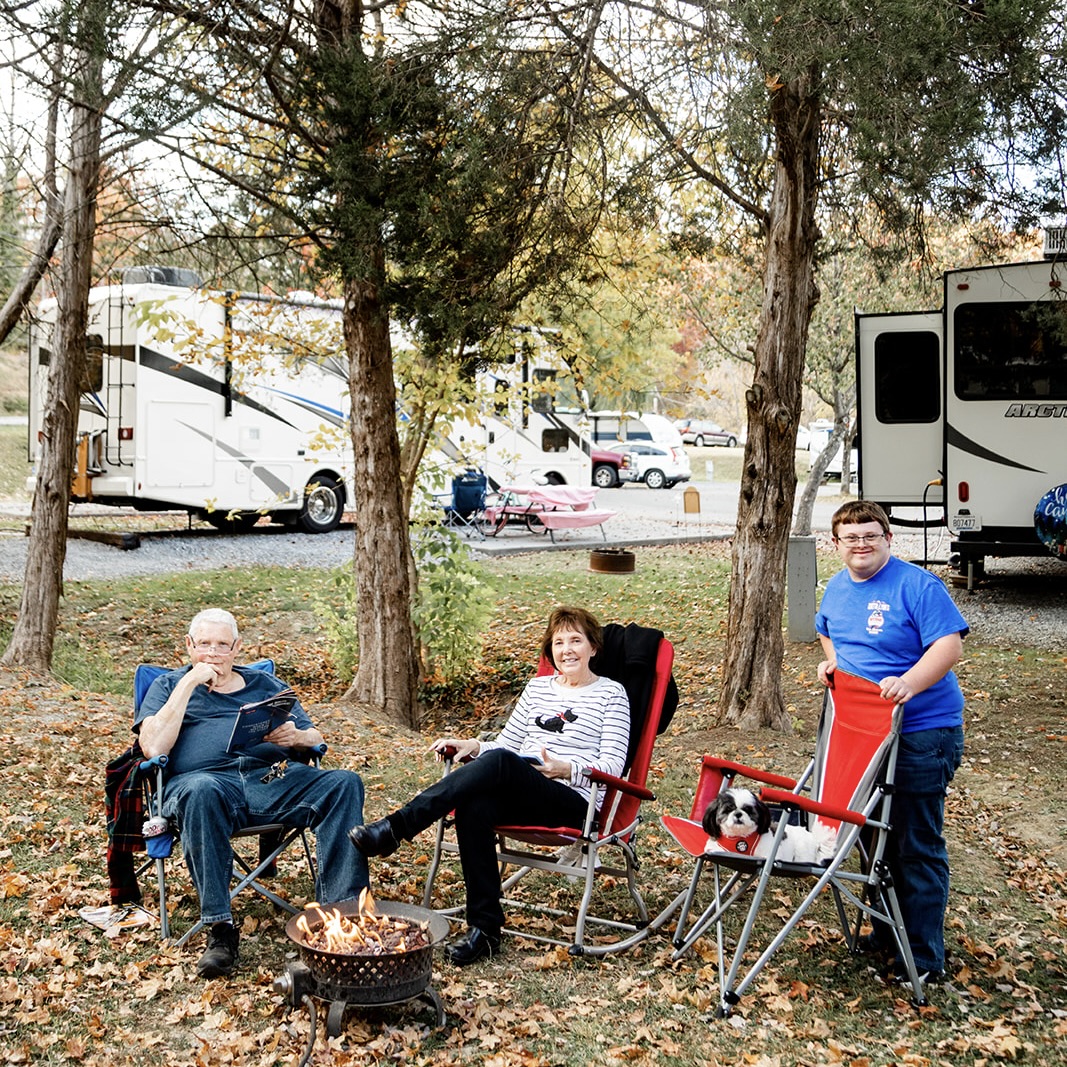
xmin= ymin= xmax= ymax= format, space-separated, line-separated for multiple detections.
xmin=661 ymin=669 xmax=928 ymax=1015
xmin=422 ymin=626 xmax=676 ymax=956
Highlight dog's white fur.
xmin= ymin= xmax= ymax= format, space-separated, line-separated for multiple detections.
xmin=702 ymin=787 xmax=838 ymax=863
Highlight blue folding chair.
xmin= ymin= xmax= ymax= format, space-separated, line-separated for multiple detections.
xmin=134 ymin=660 xmax=320 ymax=945
xmin=440 ymin=469 xmax=488 ymax=539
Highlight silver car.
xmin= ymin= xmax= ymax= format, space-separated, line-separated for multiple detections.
xmin=675 ymin=418 xmax=739 ymax=447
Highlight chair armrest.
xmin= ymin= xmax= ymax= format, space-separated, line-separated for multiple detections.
xmin=137 ymin=754 xmax=168 ymax=774
xmin=702 ymin=755 xmax=797 ymax=791
xmin=587 ymin=767 xmax=655 ymax=801
xmin=760 ymin=786 xmax=867 ymax=828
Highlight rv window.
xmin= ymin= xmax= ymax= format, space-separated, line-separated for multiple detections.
xmin=531 ymin=368 xmax=556 ymax=414
xmin=82 ymin=335 xmax=104 ymax=392
xmin=955 ymin=301 xmax=1067 ymax=400
xmin=873 ymin=331 xmax=940 ymax=423
xmin=541 ymin=428 xmax=570 ymax=453
xmin=494 ymin=379 xmax=508 ymax=416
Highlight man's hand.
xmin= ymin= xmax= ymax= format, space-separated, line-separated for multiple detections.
xmin=188 ymin=660 xmax=223 ymax=690
xmin=264 ymin=720 xmax=301 ymax=748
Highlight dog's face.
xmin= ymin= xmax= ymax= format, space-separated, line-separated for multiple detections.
xmin=702 ymin=788 xmax=771 ymax=839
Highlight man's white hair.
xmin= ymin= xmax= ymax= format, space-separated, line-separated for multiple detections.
xmin=188 ymin=608 xmax=240 ymax=641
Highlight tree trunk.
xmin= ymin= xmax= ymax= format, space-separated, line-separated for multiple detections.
xmin=338 ymin=266 xmax=421 ymax=728
xmin=717 ymin=71 xmax=821 ymax=732
xmin=1 ymin=22 xmax=103 ymax=670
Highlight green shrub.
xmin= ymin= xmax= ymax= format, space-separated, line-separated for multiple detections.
xmin=411 ymin=525 xmax=496 ymax=682
xmin=315 ymin=526 xmax=496 ymax=688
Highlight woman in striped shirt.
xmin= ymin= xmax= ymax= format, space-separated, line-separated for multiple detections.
xmin=349 ymin=606 xmax=630 ymax=965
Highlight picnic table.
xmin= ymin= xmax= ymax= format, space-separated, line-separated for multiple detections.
xmin=485 ymin=485 xmax=617 ymax=542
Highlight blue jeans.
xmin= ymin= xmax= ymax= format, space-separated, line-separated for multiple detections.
xmin=163 ymin=757 xmax=368 ymax=925
xmin=875 ymin=725 xmax=964 ymax=972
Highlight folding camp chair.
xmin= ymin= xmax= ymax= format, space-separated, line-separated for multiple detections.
xmin=661 ymin=669 xmax=928 ymax=1015
xmin=421 ymin=624 xmax=677 ymax=956
xmin=133 ymin=660 xmax=319 ymax=946
xmin=440 ymin=469 xmax=488 ymax=539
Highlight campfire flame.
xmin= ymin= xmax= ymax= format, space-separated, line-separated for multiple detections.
xmin=295 ymin=889 xmax=431 ymax=956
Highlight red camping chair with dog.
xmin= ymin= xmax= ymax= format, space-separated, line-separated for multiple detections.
xmin=660 ymin=669 xmax=928 ymax=1015
xmin=421 ymin=624 xmax=676 ymax=956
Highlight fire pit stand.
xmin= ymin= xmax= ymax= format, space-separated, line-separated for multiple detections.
xmin=274 ymin=900 xmax=452 ymax=1037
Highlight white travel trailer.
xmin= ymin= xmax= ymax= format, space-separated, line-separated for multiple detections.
xmin=431 ymin=335 xmax=592 ymax=490
xmin=855 ymin=247 xmax=1067 ymax=577
xmin=27 ymin=267 xmax=354 ymax=532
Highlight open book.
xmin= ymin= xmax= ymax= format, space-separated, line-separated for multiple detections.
xmin=226 ymin=688 xmax=298 ymax=753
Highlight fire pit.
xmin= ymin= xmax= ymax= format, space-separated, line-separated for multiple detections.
xmin=274 ymin=894 xmax=451 ymax=1037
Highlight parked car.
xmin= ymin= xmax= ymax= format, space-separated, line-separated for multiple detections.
xmin=609 ymin=441 xmax=691 ymax=489
xmin=674 ymin=418 xmax=739 ymax=448
xmin=591 ymin=447 xmax=632 ymax=489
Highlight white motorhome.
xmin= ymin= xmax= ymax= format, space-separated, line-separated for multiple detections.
xmin=855 ymin=248 xmax=1067 ymax=577
xmin=431 ymin=335 xmax=593 ymax=490
xmin=27 ymin=267 xmax=354 ymax=532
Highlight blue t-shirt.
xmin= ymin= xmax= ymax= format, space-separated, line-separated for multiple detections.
xmin=815 ymin=555 xmax=968 ymax=732
xmin=134 ymin=665 xmax=314 ymax=777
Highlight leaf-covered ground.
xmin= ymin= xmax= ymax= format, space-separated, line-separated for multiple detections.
xmin=1 ymin=542 xmax=1065 ymax=1066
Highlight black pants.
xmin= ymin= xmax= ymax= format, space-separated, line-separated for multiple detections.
xmin=392 ymin=749 xmax=588 ymax=933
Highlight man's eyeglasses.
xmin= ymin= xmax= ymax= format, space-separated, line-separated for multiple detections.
xmin=835 ymin=533 xmax=887 ymax=546
xmin=192 ymin=640 xmax=237 ymax=653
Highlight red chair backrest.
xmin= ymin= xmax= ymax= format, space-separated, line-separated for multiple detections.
xmin=812 ymin=669 xmax=901 ymax=830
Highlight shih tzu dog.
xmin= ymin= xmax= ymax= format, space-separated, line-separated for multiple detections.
xmin=702 ymin=787 xmax=838 ymax=863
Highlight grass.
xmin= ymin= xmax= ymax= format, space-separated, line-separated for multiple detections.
xmin=1 ymin=522 xmax=1065 ymax=1065
xmin=0 ymin=423 xmax=31 ymax=504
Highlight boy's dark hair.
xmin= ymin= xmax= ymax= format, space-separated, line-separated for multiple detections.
xmin=831 ymin=500 xmax=891 ymax=538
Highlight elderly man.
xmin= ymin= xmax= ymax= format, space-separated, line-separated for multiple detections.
xmin=137 ymin=608 xmax=367 ymax=978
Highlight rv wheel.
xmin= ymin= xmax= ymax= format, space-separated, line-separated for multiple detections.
xmin=298 ymin=475 xmax=345 ymax=533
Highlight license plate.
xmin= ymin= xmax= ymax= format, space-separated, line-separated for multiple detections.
xmin=952 ymin=513 xmax=981 ymax=532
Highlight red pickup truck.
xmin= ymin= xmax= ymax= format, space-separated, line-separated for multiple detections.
xmin=591 ymin=447 xmax=631 ymax=488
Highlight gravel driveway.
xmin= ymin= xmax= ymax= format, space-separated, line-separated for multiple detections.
xmin=1 ymin=494 xmax=1064 ymax=652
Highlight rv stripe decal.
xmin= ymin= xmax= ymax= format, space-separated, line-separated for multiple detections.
xmin=139 ymin=348 xmax=300 ymax=429
xmin=946 ymin=423 xmax=1044 ymax=474
xmin=176 ymin=421 xmax=294 ymax=498
xmin=260 ymin=388 xmax=345 ymax=427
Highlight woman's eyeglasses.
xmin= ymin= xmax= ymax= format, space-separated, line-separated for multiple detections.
xmin=835 ymin=533 xmax=886 ymax=546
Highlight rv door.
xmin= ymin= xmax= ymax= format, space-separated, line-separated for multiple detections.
xmin=855 ymin=310 xmax=944 ymax=507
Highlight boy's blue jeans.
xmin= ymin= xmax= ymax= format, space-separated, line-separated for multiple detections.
xmin=162 ymin=757 xmax=368 ymax=925
xmin=875 ymin=725 xmax=964 ymax=973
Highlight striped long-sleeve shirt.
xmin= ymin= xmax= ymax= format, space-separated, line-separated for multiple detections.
xmin=480 ymin=674 xmax=630 ymax=807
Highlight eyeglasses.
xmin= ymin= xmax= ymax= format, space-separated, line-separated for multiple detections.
xmin=191 ymin=640 xmax=237 ymax=653
xmin=835 ymin=533 xmax=887 ymax=546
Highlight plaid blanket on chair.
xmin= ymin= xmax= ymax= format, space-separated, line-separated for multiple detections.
xmin=104 ymin=742 xmax=147 ymax=905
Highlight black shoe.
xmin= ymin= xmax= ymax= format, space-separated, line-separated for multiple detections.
xmin=893 ymin=964 xmax=946 ymax=986
xmin=348 ymin=818 xmax=400 ymax=858
xmin=445 ymin=927 xmax=501 ymax=966
xmin=196 ymin=922 xmax=239 ymax=978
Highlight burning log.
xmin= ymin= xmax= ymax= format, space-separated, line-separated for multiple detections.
xmin=294 ymin=888 xmax=432 ymax=957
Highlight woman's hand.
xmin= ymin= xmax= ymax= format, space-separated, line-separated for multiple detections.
xmin=429 ymin=737 xmax=480 ymax=762
xmin=535 ymin=747 xmax=572 ymax=781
